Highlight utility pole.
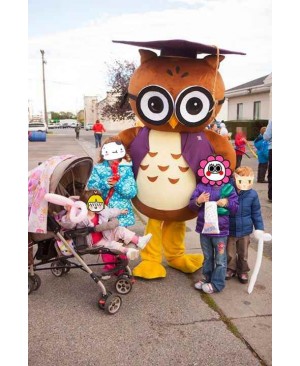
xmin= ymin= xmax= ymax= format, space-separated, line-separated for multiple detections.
xmin=40 ymin=50 xmax=48 ymax=126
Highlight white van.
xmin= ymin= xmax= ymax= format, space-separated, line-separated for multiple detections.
xmin=28 ymin=121 xmax=48 ymax=133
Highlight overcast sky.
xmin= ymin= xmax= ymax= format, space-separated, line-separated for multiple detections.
xmin=28 ymin=0 xmax=271 ymax=115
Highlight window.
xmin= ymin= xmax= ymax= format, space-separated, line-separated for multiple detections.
xmin=237 ymin=103 xmax=243 ymax=120
xmin=253 ymin=101 xmax=261 ymax=120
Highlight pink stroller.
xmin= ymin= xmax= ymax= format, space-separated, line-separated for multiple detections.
xmin=28 ymin=155 xmax=135 ymax=315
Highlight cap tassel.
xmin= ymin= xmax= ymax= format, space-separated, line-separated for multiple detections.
xmin=211 ymin=46 xmax=220 ymax=120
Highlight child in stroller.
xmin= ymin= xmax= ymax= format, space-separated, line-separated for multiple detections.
xmin=28 ymin=155 xmax=146 ymax=315
xmin=58 ymin=189 xmax=152 ymax=261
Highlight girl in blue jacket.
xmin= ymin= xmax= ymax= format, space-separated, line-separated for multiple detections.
xmin=87 ymin=137 xmax=137 ymax=227
xmin=227 ymin=166 xmax=264 ymax=284
xmin=87 ymin=137 xmax=138 ymax=274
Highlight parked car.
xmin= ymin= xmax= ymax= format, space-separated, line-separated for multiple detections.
xmin=48 ymin=123 xmax=60 ymax=129
xmin=58 ymin=119 xmax=77 ymax=128
xmin=69 ymin=122 xmax=77 ymax=128
xmin=28 ymin=121 xmax=48 ymax=133
xmin=85 ymin=123 xmax=93 ymax=131
xmin=59 ymin=121 xmax=69 ymax=129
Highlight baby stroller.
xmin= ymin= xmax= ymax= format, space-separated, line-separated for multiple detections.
xmin=28 ymin=155 xmax=135 ymax=315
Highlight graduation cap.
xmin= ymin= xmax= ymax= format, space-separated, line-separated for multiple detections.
xmin=112 ymin=39 xmax=246 ymax=58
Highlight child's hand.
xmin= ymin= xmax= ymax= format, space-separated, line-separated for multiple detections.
xmin=64 ymin=205 xmax=72 ymax=213
xmin=197 ymin=192 xmax=210 ymax=204
xmin=217 ymin=198 xmax=228 ymax=207
xmin=107 ymin=177 xmax=117 ymax=187
xmin=120 ymin=209 xmax=128 ymax=215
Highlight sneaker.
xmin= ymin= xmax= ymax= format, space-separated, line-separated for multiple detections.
xmin=225 ymin=269 xmax=236 ymax=280
xmin=238 ymin=273 xmax=248 ymax=284
xmin=126 ymin=248 xmax=140 ymax=260
xmin=137 ymin=233 xmax=152 ymax=249
xmin=194 ymin=280 xmax=205 ymax=290
xmin=202 ymin=283 xmax=215 ymax=294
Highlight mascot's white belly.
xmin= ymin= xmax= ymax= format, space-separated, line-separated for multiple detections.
xmin=136 ymin=130 xmax=196 ymax=210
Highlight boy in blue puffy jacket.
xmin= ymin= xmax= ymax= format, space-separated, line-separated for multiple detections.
xmin=226 ymin=166 xmax=264 ymax=284
xmin=254 ymin=127 xmax=269 ymax=183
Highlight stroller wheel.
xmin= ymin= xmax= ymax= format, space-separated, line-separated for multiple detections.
xmin=28 ymin=275 xmax=35 ymax=295
xmin=62 ymin=262 xmax=71 ymax=274
xmin=104 ymin=294 xmax=122 ymax=315
xmin=51 ymin=261 xmax=65 ymax=277
xmin=115 ymin=275 xmax=133 ymax=295
xmin=31 ymin=274 xmax=41 ymax=291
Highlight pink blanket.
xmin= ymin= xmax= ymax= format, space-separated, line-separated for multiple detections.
xmin=28 ymin=155 xmax=74 ymax=233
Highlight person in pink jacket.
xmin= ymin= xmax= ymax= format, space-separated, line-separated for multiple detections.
xmin=60 ymin=189 xmax=152 ymax=261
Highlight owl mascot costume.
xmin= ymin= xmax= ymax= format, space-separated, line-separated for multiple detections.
xmin=114 ymin=39 xmax=245 ymax=279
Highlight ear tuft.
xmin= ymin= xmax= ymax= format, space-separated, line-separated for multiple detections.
xmin=139 ymin=49 xmax=157 ymax=64
xmin=203 ymin=55 xmax=225 ymax=69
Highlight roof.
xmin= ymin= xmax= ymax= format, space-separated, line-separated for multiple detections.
xmin=226 ymin=74 xmax=271 ymax=92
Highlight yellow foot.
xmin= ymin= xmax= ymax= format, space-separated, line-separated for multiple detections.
xmin=167 ymin=253 xmax=204 ymax=273
xmin=132 ymin=260 xmax=166 ymax=279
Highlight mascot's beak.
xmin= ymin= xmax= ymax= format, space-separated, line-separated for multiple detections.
xmin=168 ymin=115 xmax=178 ymax=129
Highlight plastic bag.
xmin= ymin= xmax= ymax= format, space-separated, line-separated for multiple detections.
xmin=202 ymin=201 xmax=220 ymax=234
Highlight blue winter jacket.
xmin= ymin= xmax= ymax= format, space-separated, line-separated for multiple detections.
xmin=189 ymin=182 xmax=239 ymax=237
xmin=254 ymin=134 xmax=269 ymax=164
xmin=87 ymin=160 xmax=137 ymax=227
xmin=229 ymin=188 xmax=264 ymax=237
xmin=263 ymin=120 xmax=272 ymax=150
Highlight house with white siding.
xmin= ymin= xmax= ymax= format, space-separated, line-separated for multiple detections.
xmin=225 ymin=73 xmax=272 ymax=121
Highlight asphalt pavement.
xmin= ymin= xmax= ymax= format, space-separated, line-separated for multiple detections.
xmin=28 ymin=129 xmax=272 ymax=366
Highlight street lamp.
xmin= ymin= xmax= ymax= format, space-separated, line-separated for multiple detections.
xmin=40 ymin=50 xmax=48 ymax=126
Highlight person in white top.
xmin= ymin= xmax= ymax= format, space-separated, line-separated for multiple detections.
xmin=219 ymin=122 xmax=229 ymax=138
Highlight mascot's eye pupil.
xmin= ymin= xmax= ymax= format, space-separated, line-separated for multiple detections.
xmin=186 ymin=97 xmax=203 ymax=115
xmin=216 ymin=165 xmax=221 ymax=172
xmin=209 ymin=165 xmax=214 ymax=172
xmin=148 ymin=97 xmax=164 ymax=113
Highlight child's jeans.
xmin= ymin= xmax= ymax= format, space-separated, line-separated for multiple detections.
xmin=200 ymin=234 xmax=228 ymax=292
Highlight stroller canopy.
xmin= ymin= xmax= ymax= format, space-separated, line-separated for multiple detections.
xmin=28 ymin=155 xmax=93 ymax=233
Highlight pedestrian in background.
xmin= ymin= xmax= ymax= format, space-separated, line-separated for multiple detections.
xmin=92 ymin=119 xmax=106 ymax=148
xmin=253 ymin=126 xmax=269 ymax=183
xmin=210 ymin=120 xmax=220 ymax=134
xmin=219 ymin=121 xmax=229 ymax=139
xmin=263 ymin=120 xmax=272 ymax=202
xmin=75 ymin=123 xmax=81 ymax=140
xmin=234 ymin=127 xmax=247 ymax=169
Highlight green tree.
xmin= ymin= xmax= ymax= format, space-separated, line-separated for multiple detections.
xmin=101 ymin=60 xmax=136 ymax=121
xmin=77 ymin=110 xmax=84 ymax=123
xmin=50 ymin=111 xmax=76 ymax=120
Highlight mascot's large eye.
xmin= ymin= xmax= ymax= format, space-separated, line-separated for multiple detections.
xmin=175 ymin=86 xmax=214 ymax=127
xmin=136 ymin=85 xmax=174 ymax=125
